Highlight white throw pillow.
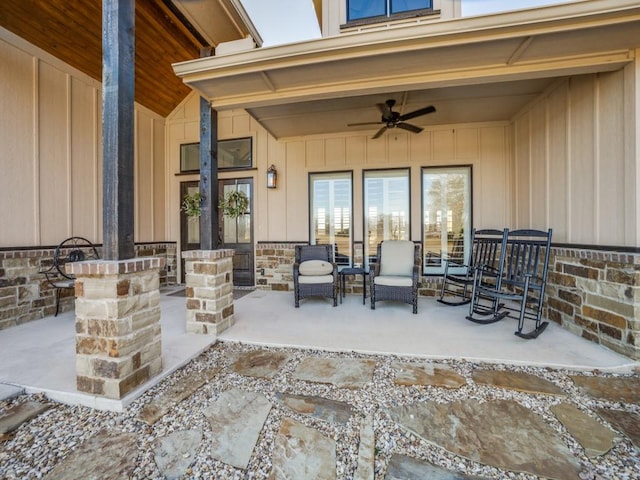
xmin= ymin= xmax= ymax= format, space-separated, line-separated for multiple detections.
xmin=299 ymin=259 xmax=333 ymax=276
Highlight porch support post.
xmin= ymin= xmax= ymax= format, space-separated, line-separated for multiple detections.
xmin=183 ymin=249 xmax=235 ymax=335
xmin=102 ymin=0 xmax=135 ymax=260
xmin=70 ymin=258 xmax=164 ymax=399
xmin=199 ymin=97 xmax=219 ymax=250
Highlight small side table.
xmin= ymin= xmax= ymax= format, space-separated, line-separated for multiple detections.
xmin=339 ymin=267 xmax=367 ymax=305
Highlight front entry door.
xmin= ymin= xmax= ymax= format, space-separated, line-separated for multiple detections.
xmin=220 ymin=178 xmax=254 ymax=286
xmin=180 ymin=181 xmax=201 ymax=283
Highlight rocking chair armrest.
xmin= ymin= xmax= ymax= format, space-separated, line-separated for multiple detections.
xmin=474 ymin=264 xmax=501 ymax=276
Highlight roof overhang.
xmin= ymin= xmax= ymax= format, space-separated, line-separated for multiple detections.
xmin=173 ymin=0 xmax=640 ymax=138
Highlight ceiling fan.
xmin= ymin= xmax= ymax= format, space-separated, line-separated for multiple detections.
xmin=348 ymin=99 xmax=436 ymax=139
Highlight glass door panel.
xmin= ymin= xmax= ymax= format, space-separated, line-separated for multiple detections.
xmin=422 ymin=166 xmax=471 ymax=274
xmin=310 ymin=172 xmax=353 ymax=267
xmin=220 ymin=179 xmax=254 ymax=286
xmin=363 ymin=169 xmax=410 ymax=269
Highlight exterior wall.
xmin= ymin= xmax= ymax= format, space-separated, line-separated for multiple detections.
xmin=0 ymin=27 xmax=166 ymax=249
xmin=511 ymin=68 xmax=637 ymax=247
xmin=166 ymin=94 xmax=278 ymax=278
xmin=169 ymin=95 xmax=512 ymax=281
xmin=546 ymin=247 xmax=639 ymax=360
xmin=277 ymin=123 xmax=511 ymax=242
xmin=511 ymin=65 xmax=639 ymax=359
xmin=321 ymin=0 xmax=461 ymax=37
xmin=0 ymin=243 xmax=177 ymax=331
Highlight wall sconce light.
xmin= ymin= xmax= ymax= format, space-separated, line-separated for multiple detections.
xmin=266 ymin=164 xmax=277 ymax=189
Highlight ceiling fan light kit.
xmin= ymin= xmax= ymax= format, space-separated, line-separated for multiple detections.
xmin=348 ymin=99 xmax=436 ymax=139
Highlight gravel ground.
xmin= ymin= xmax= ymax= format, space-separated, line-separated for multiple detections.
xmin=1 ymin=341 xmax=639 ymax=479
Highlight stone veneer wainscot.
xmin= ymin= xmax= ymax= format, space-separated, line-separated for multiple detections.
xmin=0 ymin=242 xmax=177 ymax=331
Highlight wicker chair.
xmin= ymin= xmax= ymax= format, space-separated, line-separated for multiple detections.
xmin=369 ymin=240 xmax=420 ymax=314
xmin=293 ymin=244 xmax=339 ymax=307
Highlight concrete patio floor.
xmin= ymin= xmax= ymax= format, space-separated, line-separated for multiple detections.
xmin=0 ymin=287 xmax=636 ymax=411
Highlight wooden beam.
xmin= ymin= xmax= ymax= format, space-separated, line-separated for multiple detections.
xmin=102 ymin=0 xmax=135 ymax=260
xmin=199 ymin=97 xmax=219 ymax=250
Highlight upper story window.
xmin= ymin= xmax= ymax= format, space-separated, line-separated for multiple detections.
xmin=347 ymin=0 xmax=433 ymax=22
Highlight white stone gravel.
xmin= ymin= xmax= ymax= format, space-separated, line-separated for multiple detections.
xmin=0 ymin=341 xmax=639 ymax=480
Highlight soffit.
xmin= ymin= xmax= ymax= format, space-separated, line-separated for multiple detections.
xmin=173 ymin=0 xmax=640 ymax=138
xmin=0 ymin=0 xmax=252 ymax=117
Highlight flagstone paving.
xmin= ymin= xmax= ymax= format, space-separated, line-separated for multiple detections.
xmin=271 ymin=417 xmax=337 ymax=480
xmin=384 ymin=454 xmax=491 ymax=479
xmin=386 ymin=399 xmax=582 ymax=479
xmin=153 ymin=429 xmax=203 ymax=480
xmin=137 ymin=366 xmax=221 ymax=425
xmin=43 ymin=430 xmax=138 ymax=480
xmin=230 ymin=349 xmax=291 ymax=379
xmin=391 ymin=361 xmax=466 ymax=388
xmin=203 ymin=387 xmax=272 ymax=469
xmin=472 ymin=369 xmax=565 ymax=395
xmin=570 ymin=374 xmax=640 ymax=403
xmin=293 ymin=357 xmax=376 ymax=388
xmin=1 ymin=342 xmax=639 ymax=479
xmin=276 ymin=393 xmax=353 ymax=424
xmin=0 ymin=401 xmax=51 ymax=434
xmin=550 ymin=403 xmax=619 ymax=457
xmin=595 ymin=408 xmax=640 ymax=449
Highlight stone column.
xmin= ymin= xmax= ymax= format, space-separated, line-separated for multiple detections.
xmin=69 ymin=258 xmax=164 ymax=399
xmin=182 ymin=249 xmax=235 ymax=335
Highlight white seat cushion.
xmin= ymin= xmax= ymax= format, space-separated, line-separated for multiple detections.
xmin=374 ymin=275 xmax=413 ymax=287
xmin=299 ymin=260 xmax=333 ymax=276
xmin=379 ymin=241 xmax=415 ymax=276
xmin=298 ymin=274 xmax=334 ymax=284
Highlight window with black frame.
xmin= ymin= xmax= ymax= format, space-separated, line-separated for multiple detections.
xmin=422 ymin=166 xmax=471 ymax=275
xmin=309 ymin=172 xmax=353 ymax=267
xmin=179 ymin=137 xmax=252 ymax=173
xmin=347 ymin=0 xmax=432 ymax=22
xmin=363 ymin=168 xmax=410 ymax=270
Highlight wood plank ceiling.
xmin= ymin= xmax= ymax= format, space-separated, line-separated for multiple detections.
xmin=0 ymin=0 xmax=212 ymax=117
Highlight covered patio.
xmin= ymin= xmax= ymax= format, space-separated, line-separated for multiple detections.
xmin=0 ymin=289 xmax=636 ymax=411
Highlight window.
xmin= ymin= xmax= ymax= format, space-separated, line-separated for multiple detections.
xmin=363 ymin=168 xmax=410 ymax=268
xmin=179 ymin=137 xmax=252 ymax=173
xmin=180 ymin=143 xmax=200 ymax=172
xmin=310 ymin=172 xmax=353 ymax=267
xmin=347 ymin=0 xmax=432 ymax=22
xmin=422 ymin=166 xmax=472 ymax=274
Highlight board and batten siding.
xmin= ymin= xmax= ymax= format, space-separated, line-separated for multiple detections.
xmin=168 ymin=94 xmax=511 ymax=247
xmin=512 ymin=67 xmax=637 ymax=247
xmin=0 ymin=27 xmax=166 ymax=248
xmin=280 ymin=125 xmax=511 ymax=242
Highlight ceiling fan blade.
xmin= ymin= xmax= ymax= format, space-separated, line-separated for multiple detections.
xmin=396 ymin=122 xmax=423 ymax=134
xmin=376 ymin=102 xmax=393 ymax=120
xmin=347 ymin=121 xmax=384 ymax=127
xmin=372 ymin=126 xmax=388 ymax=139
xmin=399 ymin=105 xmax=436 ymax=122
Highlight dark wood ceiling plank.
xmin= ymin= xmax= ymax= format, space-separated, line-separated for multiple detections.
xmin=0 ymin=0 xmax=202 ymax=116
